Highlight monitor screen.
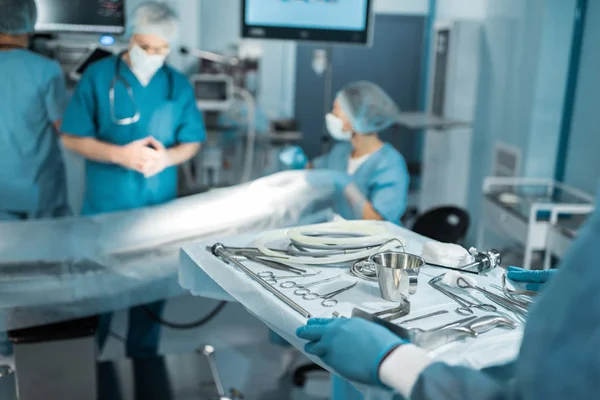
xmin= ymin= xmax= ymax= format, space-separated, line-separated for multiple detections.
xmin=195 ymin=81 xmax=229 ymax=101
xmin=35 ymin=0 xmax=125 ymax=34
xmin=242 ymin=0 xmax=373 ymax=45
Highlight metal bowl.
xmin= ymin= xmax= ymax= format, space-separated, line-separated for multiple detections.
xmin=369 ymin=252 xmax=425 ymax=302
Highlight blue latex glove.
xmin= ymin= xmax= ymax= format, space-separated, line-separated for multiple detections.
xmin=279 ymin=146 xmax=308 ymax=170
xmin=296 ymin=318 xmax=406 ymax=386
xmin=506 ymin=266 xmax=558 ymax=291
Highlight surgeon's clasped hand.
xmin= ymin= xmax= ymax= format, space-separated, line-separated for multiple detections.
xmin=114 ymin=136 xmax=159 ymax=174
xmin=507 ymin=266 xmax=557 ymax=291
xmin=296 ymin=318 xmax=406 ymax=387
xmin=114 ymin=136 xmax=171 ymax=177
xmin=142 ymin=137 xmax=171 ymax=178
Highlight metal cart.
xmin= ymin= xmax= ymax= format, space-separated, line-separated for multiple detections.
xmin=478 ymin=177 xmax=594 ymax=270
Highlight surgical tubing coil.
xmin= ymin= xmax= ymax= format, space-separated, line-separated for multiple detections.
xmin=256 ymin=221 xmax=406 ymax=266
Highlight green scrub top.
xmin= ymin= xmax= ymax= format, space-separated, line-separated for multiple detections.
xmin=61 ymin=55 xmax=206 ymax=215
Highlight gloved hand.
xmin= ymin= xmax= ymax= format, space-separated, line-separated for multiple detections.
xmin=506 ymin=266 xmax=558 ymax=291
xmin=296 ymin=318 xmax=406 ymax=386
xmin=279 ymin=146 xmax=308 ymax=170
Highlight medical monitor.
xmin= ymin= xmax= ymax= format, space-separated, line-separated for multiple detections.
xmin=242 ymin=0 xmax=373 ymax=45
xmin=35 ymin=0 xmax=126 ymax=34
xmin=191 ymin=75 xmax=235 ymax=112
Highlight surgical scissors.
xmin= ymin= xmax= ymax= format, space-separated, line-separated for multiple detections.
xmin=303 ymin=282 xmax=358 ymax=307
xmin=281 ymin=275 xmax=340 ymax=296
xmin=429 ymin=275 xmax=497 ymax=315
xmin=258 ymin=271 xmax=320 ymax=286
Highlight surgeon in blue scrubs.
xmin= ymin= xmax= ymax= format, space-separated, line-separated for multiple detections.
xmin=0 ymin=0 xmax=70 ymax=221
xmin=281 ymin=81 xmax=409 ymax=225
xmin=0 ymin=0 xmax=70 ymax=358
xmin=280 ymin=83 xmax=409 ymax=398
xmin=61 ymin=2 xmax=205 ymax=359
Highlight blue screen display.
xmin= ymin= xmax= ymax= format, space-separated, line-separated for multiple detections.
xmin=245 ymin=0 xmax=369 ymax=31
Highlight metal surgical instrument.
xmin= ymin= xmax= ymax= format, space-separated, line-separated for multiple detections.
xmin=303 ymin=282 xmax=358 ymax=307
xmin=211 ymin=244 xmax=311 ymax=319
xmin=458 ymin=278 xmax=529 ymax=322
xmin=280 ymin=275 xmax=340 ymax=296
xmin=429 ymin=275 xmax=497 ymax=315
xmin=244 ymin=254 xmax=306 ymax=275
xmin=397 ymin=310 xmax=450 ymax=324
xmin=372 ymin=301 xmax=412 ymax=321
xmin=207 ymin=244 xmax=306 ymax=274
xmin=501 ymin=273 xmax=538 ymax=298
xmin=257 ymin=271 xmax=320 ymax=285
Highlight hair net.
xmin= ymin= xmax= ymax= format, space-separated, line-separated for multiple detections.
xmin=129 ymin=2 xmax=179 ymax=43
xmin=336 ymin=81 xmax=401 ymax=134
xmin=0 ymin=0 xmax=37 ymax=35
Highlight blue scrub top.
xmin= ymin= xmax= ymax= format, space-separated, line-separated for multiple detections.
xmin=61 ymin=55 xmax=206 ymax=215
xmin=0 ymin=49 xmax=70 ymax=219
xmin=314 ymin=142 xmax=409 ymax=224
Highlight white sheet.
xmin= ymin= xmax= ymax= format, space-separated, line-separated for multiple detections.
xmin=179 ymin=222 xmax=524 ymax=398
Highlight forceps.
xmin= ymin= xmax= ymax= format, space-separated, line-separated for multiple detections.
xmin=258 ymin=271 xmax=320 ymax=285
xmin=303 ymin=282 xmax=358 ymax=307
xmin=281 ymin=275 xmax=340 ymax=296
xmin=429 ymin=276 xmax=497 ymax=316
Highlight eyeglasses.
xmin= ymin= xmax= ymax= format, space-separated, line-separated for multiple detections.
xmin=135 ymin=41 xmax=170 ymax=56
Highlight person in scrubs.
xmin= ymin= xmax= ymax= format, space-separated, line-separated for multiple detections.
xmin=280 ymin=81 xmax=409 ymax=224
xmin=61 ymin=2 xmax=205 ymax=359
xmin=296 ymin=188 xmax=600 ymax=399
xmin=0 ymin=0 xmax=70 ymax=221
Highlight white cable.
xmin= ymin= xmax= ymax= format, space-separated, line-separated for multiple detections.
xmin=287 ymin=221 xmax=392 ymax=247
xmin=256 ymin=221 xmax=406 ymax=265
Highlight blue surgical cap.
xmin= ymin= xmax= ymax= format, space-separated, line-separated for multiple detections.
xmin=129 ymin=2 xmax=179 ymax=43
xmin=336 ymin=81 xmax=401 ymax=134
xmin=0 ymin=0 xmax=37 ymax=35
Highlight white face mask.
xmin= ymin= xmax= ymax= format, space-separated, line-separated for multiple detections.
xmin=326 ymin=113 xmax=353 ymax=141
xmin=129 ymin=44 xmax=167 ymax=86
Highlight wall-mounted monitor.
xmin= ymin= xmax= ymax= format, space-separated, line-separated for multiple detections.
xmin=35 ymin=0 xmax=126 ymax=34
xmin=242 ymin=0 xmax=373 ymax=45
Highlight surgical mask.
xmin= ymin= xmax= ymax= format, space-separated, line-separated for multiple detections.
xmin=129 ymin=44 xmax=167 ymax=86
xmin=326 ymin=113 xmax=353 ymax=141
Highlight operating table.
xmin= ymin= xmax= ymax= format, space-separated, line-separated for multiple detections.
xmin=0 ymin=170 xmax=337 ymax=399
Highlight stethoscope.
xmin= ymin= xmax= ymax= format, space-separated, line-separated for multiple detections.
xmin=110 ymin=51 xmax=174 ymax=126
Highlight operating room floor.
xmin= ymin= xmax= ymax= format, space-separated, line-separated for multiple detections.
xmin=100 ymin=296 xmax=330 ymax=400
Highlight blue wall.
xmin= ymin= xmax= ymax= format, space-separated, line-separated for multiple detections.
xmin=463 ymin=0 xmax=576 ymax=243
xmin=562 ymin=0 xmax=600 ymax=195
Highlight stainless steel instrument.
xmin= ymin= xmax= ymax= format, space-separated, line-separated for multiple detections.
xmin=303 ymin=282 xmax=358 ymax=307
xmin=501 ymin=273 xmax=538 ymax=298
xmin=457 ymin=277 xmax=529 ymax=322
xmin=202 ymin=345 xmax=229 ymax=399
xmin=372 ymin=301 xmax=412 ymax=321
xmin=461 ymin=315 xmax=517 ymax=334
xmin=257 ymin=271 xmax=320 ymax=285
xmin=280 ymin=275 xmax=340 ymax=296
xmin=206 ymin=245 xmax=306 ymax=274
xmin=429 ymin=275 xmax=497 ymax=315
xmin=352 ymin=308 xmax=477 ymax=350
xmin=397 ymin=310 xmax=449 ymax=324
xmin=211 ymin=244 xmax=312 ymax=319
